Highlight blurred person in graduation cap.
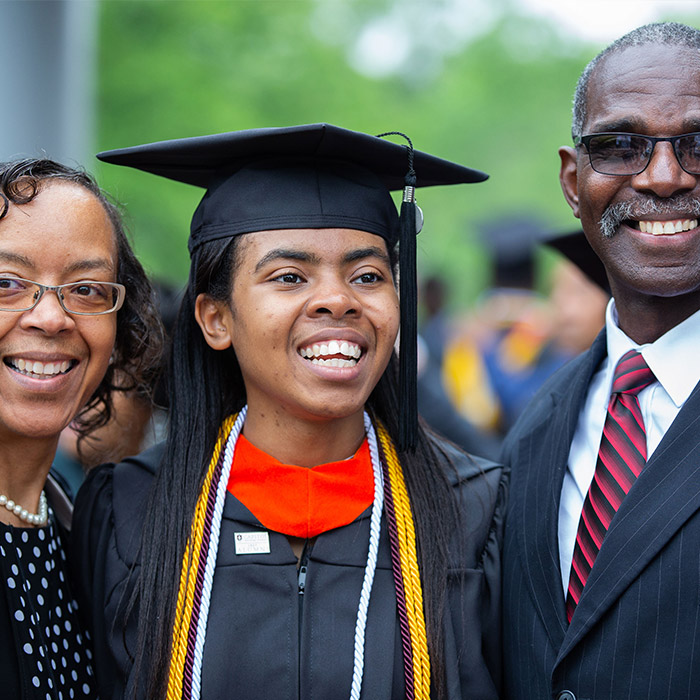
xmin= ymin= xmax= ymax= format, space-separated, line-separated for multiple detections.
xmin=417 ymin=276 xmax=501 ymax=460
xmin=443 ymin=214 xmax=570 ymax=437
xmin=70 ymin=124 xmax=507 ymax=700
xmin=546 ymin=229 xmax=610 ymax=357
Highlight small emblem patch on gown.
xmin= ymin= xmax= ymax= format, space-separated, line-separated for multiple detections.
xmin=234 ymin=531 xmax=271 ymax=555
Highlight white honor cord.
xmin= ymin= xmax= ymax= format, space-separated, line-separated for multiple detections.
xmin=184 ymin=406 xmax=381 ymax=700
xmin=191 ymin=406 xmax=247 ymax=700
xmin=349 ymin=413 xmax=385 ymax=700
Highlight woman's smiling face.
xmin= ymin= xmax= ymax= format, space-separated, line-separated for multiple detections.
xmin=0 ymin=181 xmax=118 ymax=444
xmin=195 ymin=227 xmax=400 ymax=427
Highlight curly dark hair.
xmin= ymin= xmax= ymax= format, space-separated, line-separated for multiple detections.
xmin=0 ymin=158 xmax=164 ymax=436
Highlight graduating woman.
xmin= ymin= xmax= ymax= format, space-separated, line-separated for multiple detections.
xmin=71 ymin=124 xmax=506 ymax=700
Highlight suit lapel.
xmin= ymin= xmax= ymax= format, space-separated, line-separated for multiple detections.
xmin=514 ymin=335 xmax=607 ymax=650
xmin=560 ymin=379 xmax=700 ymax=658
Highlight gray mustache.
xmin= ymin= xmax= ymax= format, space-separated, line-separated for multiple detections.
xmin=599 ymin=196 xmax=700 ymax=238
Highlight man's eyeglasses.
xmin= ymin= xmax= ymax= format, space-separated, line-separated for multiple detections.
xmin=575 ymin=132 xmax=700 ymax=176
xmin=0 ymin=277 xmax=125 ymax=315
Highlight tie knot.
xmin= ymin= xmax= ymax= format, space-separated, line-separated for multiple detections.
xmin=612 ymin=349 xmax=656 ymax=396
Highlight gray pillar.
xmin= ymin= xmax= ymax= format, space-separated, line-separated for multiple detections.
xmin=0 ymin=0 xmax=98 ymax=167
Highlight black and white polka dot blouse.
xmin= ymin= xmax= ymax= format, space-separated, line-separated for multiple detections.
xmin=0 ymin=510 xmax=96 ymax=699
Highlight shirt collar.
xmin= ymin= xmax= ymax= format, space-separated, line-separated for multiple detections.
xmin=605 ymin=299 xmax=700 ymax=408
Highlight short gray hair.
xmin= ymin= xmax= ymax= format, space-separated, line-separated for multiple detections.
xmin=571 ymin=22 xmax=700 ymax=140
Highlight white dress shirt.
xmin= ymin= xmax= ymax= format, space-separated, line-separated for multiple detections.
xmin=558 ymin=300 xmax=700 ymax=593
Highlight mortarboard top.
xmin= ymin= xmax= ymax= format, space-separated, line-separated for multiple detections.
xmin=479 ymin=214 xmax=550 ymax=266
xmin=97 ymin=122 xmax=488 ymax=451
xmin=97 ymin=122 xmax=486 ymax=190
xmin=477 ymin=214 xmax=551 ymax=290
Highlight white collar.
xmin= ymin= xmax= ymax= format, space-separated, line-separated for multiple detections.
xmin=605 ymin=299 xmax=700 ymax=408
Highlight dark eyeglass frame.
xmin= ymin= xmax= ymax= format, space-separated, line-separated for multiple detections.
xmin=574 ymin=132 xmax=700 ymax=176
xmin=0 ymin=277 xmax=126 ymax=315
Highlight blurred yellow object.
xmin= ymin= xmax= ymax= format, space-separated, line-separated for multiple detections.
xmin=498 ymin=321 xmax=551 ymax=373
xmin=442 ymin=339 xmax=500 ymax=432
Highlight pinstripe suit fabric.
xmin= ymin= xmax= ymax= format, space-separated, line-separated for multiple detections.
xmin=502 ymin=332 xmax=700 ymax=700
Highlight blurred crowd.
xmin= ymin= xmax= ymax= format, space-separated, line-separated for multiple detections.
xmin=418 ymin=215 xmax=609 ymax=460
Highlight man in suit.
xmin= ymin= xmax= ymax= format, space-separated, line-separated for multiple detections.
xmin=502 ymin=22 xmax=700 ymax=700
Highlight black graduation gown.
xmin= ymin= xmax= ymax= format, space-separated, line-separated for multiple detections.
xmin=70 ymin=440 xmax=506 ymax=700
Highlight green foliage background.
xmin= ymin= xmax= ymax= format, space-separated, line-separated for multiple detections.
xmin=94 ymin=0 xmax=700 ymax=307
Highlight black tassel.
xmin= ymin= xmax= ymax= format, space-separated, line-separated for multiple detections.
xmin=375 ymin=131 xmax=419 ymax=451
xmin=398 ymin=175 xmax=418 ymax=451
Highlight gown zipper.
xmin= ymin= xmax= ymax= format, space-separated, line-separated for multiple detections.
xmin=298 ymin=540 xmax=311 ymax=698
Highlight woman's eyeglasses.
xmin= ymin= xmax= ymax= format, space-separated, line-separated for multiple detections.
xmin=0 ymin=277 xmax=125 ymax=315
xmin=575 ymin=132 xmax=700 ymax=176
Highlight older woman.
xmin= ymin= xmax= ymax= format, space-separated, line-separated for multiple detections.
xmin=0 ymin=159 xmax=161 ymax=698
xmin=72 ymin=124 xmax=506 ymax=700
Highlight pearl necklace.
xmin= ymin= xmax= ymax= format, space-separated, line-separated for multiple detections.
xmin=0 ymin=491 xmax=48 ymax=526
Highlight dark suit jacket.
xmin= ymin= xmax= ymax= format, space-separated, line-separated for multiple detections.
xmin=502 ymin=331 xmax=700 ymax=700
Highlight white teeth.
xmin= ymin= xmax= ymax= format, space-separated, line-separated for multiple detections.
xmin=310 ymin=358 xmax=356 ymax=368
xmin=639 ymin=218 xmax=698 ymax=235
xmin=8 ymin=358 xmax=72 ymax=377
xmin=300 ymin=339 xmax=362 ymax=365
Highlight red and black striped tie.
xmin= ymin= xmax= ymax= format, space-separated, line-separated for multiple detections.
xmin=566 ymin=349 xmax=656 ymax=623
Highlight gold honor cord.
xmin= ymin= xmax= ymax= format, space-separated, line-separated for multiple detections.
xmin=166 ymin=414 xmax=236 ymax=700
xmin=376 ymin=423 xmax=431 ymax=699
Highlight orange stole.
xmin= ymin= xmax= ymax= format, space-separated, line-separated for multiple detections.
xmin=227 ymin=434 xmax=374 ymax=538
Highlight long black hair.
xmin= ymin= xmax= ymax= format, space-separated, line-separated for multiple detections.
xmin=0 ymin=158 xmax=163 ymax=435
xmin=130 ymin=233 xmax=460 ymax=699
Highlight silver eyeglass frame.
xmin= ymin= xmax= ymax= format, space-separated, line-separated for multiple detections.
xmin=0 ymin=277 xmax=126 ymax=316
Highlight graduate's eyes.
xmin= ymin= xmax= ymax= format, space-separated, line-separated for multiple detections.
xmin=352 ymin=270 xmax=385 ymax=285
xmin=270 ymin=271 xmax=305 ymax=285
xmin=267 ymin=267 xmax=387 ymax=286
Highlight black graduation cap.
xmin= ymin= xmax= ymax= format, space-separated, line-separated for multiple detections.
xmin=545 ymin=229 xmax=610 ymax=293
xmin=97 ymin=122 xmax=488 ymax=450
xmin=478 ymin=214 xmax=551 ymax=289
